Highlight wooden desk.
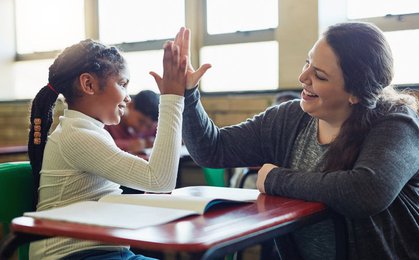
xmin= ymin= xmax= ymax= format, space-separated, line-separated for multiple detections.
xmin=0 ymin=145 xmax=28 ymax=163
xmin=0 ymin=192 xmax=345 ymax=260
xmin=0 ymin=146 xmax=27 ymax=155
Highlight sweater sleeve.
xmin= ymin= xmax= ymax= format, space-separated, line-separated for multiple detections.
xmin=60 ymin=95 xmax=184 ymax=192
xmin=182 ymin=88 xmax=274 ymax=168
xmin=265 ymin=110 xmax=419 ymax=218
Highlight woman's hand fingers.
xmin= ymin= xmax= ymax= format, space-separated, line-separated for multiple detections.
xmin=256 ymin=163 xmax=278 ymax=193
xmin=186 ymin=63 xmax=212 ymax=89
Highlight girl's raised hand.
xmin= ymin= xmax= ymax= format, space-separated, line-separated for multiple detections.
xmin=150 ymin=40 xmax=188 ymax=96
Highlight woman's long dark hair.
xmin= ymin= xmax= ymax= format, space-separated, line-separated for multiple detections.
xmin=322 ymin=22 xmax=418 ymax=172
xmin=28 ymin=39 xmax=126 ymax=206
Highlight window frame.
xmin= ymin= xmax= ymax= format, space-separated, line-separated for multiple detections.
xmin=13 ymin=0 xmax=419 ymax=94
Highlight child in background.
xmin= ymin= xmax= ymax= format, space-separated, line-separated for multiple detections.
xmin=27 ymin=27 xmax=193 ymax=259
xmin=105 ymin=90 xmax=159 ymax=155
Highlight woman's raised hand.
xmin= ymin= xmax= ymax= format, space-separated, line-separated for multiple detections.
xmin=174 ymin=27 xmax=211 ymax=90
xmin=150 ymin=40 xmax=187 ymax=96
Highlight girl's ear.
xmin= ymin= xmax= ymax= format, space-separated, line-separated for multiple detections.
xmin=79 ymin=73 xmax=98 ymax=95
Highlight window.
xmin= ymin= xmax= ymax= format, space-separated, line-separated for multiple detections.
xmin=201 ymin=0 xmax=279 ymax=92
xmin=98 ymin=0 xmax=185 ymax=44
xmin=123 ymin=50 xmax=164 ymax=94
xmin=97 ymin=0 xmax=185 ymax=94
xmin=206 ymin=0 xmax=278 ymax=34
xmin=346 ymin=0 xmax=419 ymax=85
xmin=12 ymin=59 xmax=53 ymax=100
xmin=11 ymin=0 xmax=184 ymax=99
xmin=6 ymin=0 xmax=418 ymax=100
xmin=347 ymin=0 xmax=419 ymax=19
xmin=385 ymin=30 xmax=419 ymax=84
xmin=15 ymin=0 xmax=85 ymax=54
xmin=200 ymin=41 xmax=278 ymax=92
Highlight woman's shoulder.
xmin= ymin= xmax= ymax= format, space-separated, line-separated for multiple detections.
xmin=258 ymin=99 xmax=310 ymax=132
xmin=374 ymin=102 xmax=419 ymax=130
xmin=266 ymin=99 xmax=307 ymax=119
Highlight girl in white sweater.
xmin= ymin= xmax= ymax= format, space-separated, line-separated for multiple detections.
xmin=27 ymin=28 xmax=202 ymax=260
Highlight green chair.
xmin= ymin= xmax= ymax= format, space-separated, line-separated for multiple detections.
xmin=0 ymin=161 xmax=34 ymax=260
xmin=202 ymin=167 xmax=226 ymax=187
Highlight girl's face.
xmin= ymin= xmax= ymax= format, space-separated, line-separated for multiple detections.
xmin=298 ymin=37 xmax=357 ymax=125
xmin=95 ymin=67 xmax=131 ymax=125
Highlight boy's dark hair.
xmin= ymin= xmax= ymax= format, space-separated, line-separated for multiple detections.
xmin=133 ymin=90 xmax=159 ymax=121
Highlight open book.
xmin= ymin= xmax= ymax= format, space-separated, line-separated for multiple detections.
xmin=24 ymin=186 xmax=260 ymax=229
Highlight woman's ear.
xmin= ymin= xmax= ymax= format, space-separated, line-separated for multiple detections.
xmin=349 ymin=95 xmax=359 ymax=105
xmin=79 ymin=73 xmax=98 ymax=95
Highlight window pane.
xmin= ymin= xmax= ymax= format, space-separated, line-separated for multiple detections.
xmin=11 ymin=59 xmax=52 ymax=100
xmin=385 ymin=30 xmax=419 ymax=85
xmin=99 ymin=0 xmax=185 ymax=44
xmin=347 ymin=0 xmax=419 ymax=19
xmin=206 ymin=0 xmax=278 ymax=34
xmin=15 ymin=0 xmax=84 ymax=54
xmin=200 ymin=41 xmax=278 ymax=92
xmin=123 ymin=51 xmax=163 ymax=95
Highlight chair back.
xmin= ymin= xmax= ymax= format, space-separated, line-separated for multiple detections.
xmin=202 ymin=167 xmax=226 ymax=187
xmin=0 ymin=161 xmax=34 ymax=260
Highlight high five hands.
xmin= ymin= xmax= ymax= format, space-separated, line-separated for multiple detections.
xmin=150 ymin=27 xmax=211 ymax=95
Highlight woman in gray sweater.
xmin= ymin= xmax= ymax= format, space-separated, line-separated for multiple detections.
xmin=180 ymin=23 xmax=419 ymax=259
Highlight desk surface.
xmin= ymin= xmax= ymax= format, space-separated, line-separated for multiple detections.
xmin=7 ymin=192 xmax=327 ymax=259
xmin=0 ymin=145 xmax=27 ymax=155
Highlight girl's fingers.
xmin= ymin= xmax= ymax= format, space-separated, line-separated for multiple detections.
xmin=149 ymin=71 xmax=162 ymax=91
xmin=172 ymin=44 xmax=180 ymax=69
xmin=162 ymin=41 xmax=174 ymax=76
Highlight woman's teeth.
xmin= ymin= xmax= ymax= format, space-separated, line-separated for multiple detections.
xmin=304 ymin=89 xmax=318 ymax=97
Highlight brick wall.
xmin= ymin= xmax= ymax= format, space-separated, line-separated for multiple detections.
xmin=0 ymin=97 xmax=66 ymax=162
xmin=202 ymin=94 xmax=276 ymax=126
xmin=2 ymin=88 xmax=417 ymax=149
xmin=0 ymin=94 xmax=277 ymax=162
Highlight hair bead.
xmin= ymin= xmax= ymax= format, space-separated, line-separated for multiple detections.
xmin=33 ymin=118 xmax=42 ymax=145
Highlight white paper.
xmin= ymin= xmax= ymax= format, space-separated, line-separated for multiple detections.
xmin=24 ymin=201 xmax=196 ymax=229
xmin=24 ymin=186 xmax=260 ymax=229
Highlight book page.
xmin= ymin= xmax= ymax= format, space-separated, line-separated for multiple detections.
xmin=23 ymin=186 xmax=260 ymax=229
xmin=24 ymin=201 xmax=196 ymax=229
xmin=100 ymin=186 xmax=260 ymax=214
xmin=172 ymin=186 xmax=260 ymax=201
xmin=100 ymin=194 xmax=214 ymax=214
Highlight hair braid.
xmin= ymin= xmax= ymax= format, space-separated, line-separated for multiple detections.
xmin=28 ymin=86 xmax=59 ymax=206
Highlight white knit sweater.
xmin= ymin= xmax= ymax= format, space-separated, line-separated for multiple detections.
xmin=29 ymin=95 xmax=184 ymax=260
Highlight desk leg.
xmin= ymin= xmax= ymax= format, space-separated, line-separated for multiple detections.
xmin=331 ymin=212 xmax=347 ymax=260
xmin=0 ymin=232 xmax=47 ymax=260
